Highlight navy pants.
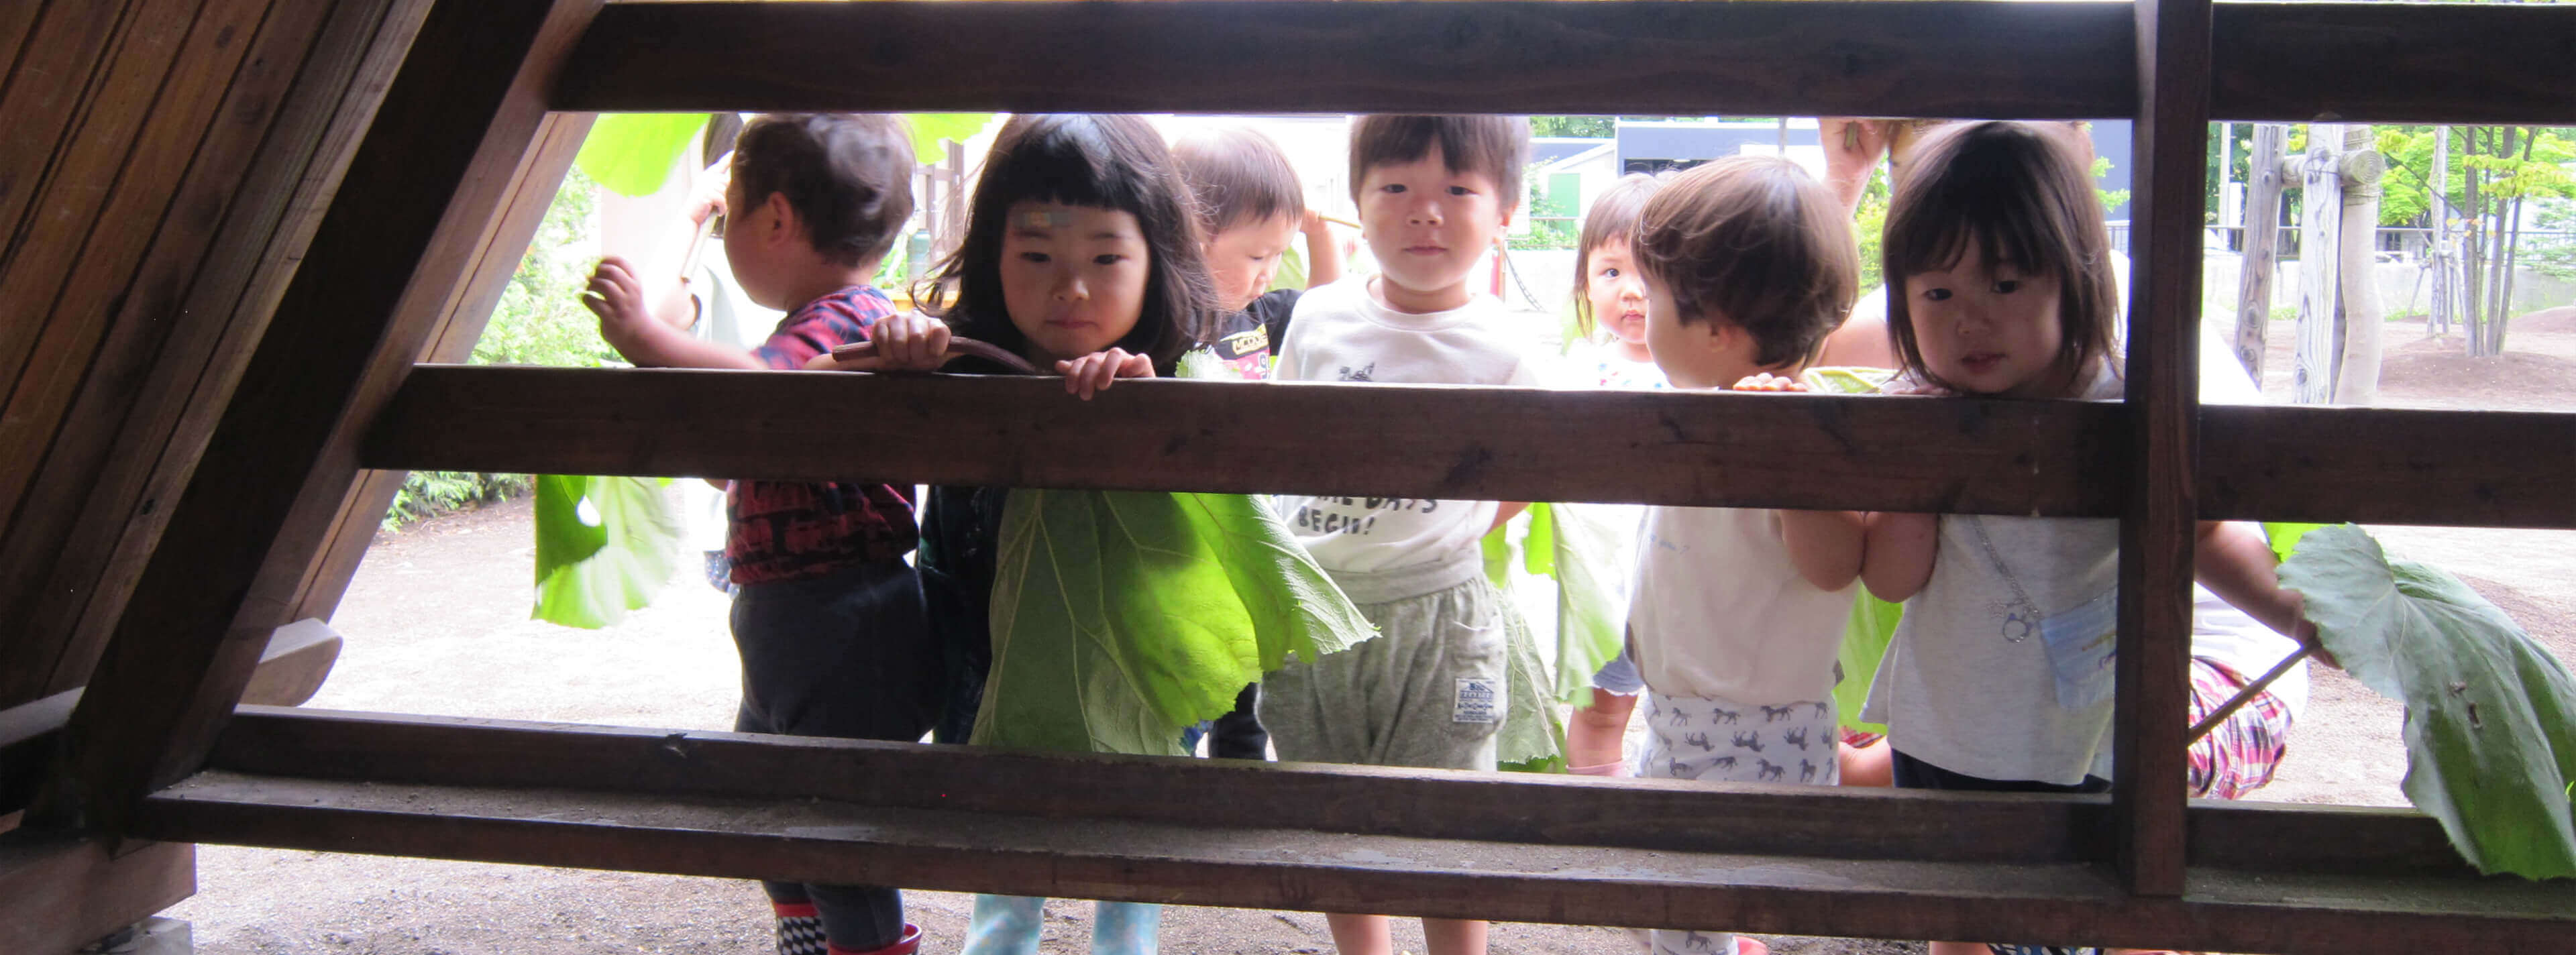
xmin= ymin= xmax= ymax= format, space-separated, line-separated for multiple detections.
xmin=733 ymin=559 xmax=939 ymax=950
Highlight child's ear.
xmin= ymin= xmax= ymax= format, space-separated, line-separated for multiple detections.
xmin=763 ymin=191 xmax=802 ymax=247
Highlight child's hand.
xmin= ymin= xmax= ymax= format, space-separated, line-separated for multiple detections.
xmin=583 ymin=256 xmax=656 ymax=351
xmin=804 ymin=311 xmax=951 ymax=372
xmin=1731 ymin=372 xmax=1810 ymax=392
xmin=688 ymin=152 xmax=733 ymax=228
xmin=1057 ymin=347 xmax=1154 ymax=401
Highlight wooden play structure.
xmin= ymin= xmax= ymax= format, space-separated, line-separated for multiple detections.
xmin=2 ymin=1 xmax=2571 ymax=952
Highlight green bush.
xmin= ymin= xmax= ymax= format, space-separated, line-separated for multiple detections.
xmin=386 ymin=168 xmax=608 ymax=531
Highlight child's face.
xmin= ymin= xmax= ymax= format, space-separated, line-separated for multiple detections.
xmin=1203 ymin=214 xmax=1299 ymax=312
xmin=1642 ymin=270 xmax=1757 ymax=390
xmin=720 ymin=178 xmax=790 ymax=310
xmin=1902 ymin=245 xmax=2070 ymax=397
xmin=999 ymin=201 xmax=1150 ymax=366
xmin=1583 ymin=239 xmax=1650 ymax=347
xmin=1356 ymin=144 xmax=1512 ymax=313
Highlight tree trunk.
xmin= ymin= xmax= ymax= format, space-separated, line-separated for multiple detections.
xmin=2428 ymin=126 xmax=2452 ymax=337
xmin=2462 ymin=129 xmax=2486 ymax=356
xmin=2333 ymin=125 xmax=2384 ymax=406
xmin=2233 ymin=124 xmax=2287 ymax=382
xmin=2294 ymin=124 xmax=2343 ymax=404
xmin=2487 ymin=130 xmax=2536 ymax=357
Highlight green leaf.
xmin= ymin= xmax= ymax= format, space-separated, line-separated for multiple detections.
xmin=2280 ymin=524 xmax=2576 ymax=879
xmin=906 ymin=113 xmax=994 ymax=164
xmin=531 ymin=475 xmax=681 ymax=629
xmin=1801 ymin=366 xmax=1897 ymax=394
xmin=1541 ymin=502 xmax=1635 ymax=704
xmin=2265 ymin=521 xmax=2326 ymax=562
xmin=575 ymin=113 xmax=709 ymax=198
xmin=1835 ymin=594 xmax=1902 ymax=736
xmin=1271 ymin=240 xmax=1307 ymax=292
xmin=972 ymin=491 xmax=1375 ymax=755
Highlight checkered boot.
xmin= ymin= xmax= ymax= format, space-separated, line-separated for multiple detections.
xmin=773 ymin=901 xmax=828 ymax=955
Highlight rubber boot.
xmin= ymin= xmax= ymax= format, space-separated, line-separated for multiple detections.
xmin=828 ymin=923 xmax=922 ymax=955
xmin=962 ymin=895 xmax=1045 ymax=955
xmin=1090 ymin=901 xmax=1161 ymax=955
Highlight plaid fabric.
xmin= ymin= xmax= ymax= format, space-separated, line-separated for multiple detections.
xmin=727 ymin=286 xmax=919 ymax=585
xmin=2186 ymin=657 xmax=2295 ymax=799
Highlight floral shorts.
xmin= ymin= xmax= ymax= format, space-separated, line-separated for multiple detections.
xmin=2186 ymin=657 xmax=2295 ymax=799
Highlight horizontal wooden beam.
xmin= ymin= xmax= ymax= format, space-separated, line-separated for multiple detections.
xmin=549 ymin=2 xmax=2576 ymax=125
xmin=362 ymin=366 xmax=2575 ymax=528
xmin=365 ymin=365 xmax=2121 ymax=516
xmin=142 ymin=710 xmax=2576 ymax=954
xmin=205 ymin=707 xmax=2103 ymax=865
xmin=555 ymin=1 xmax=2137 ymax=119
xmin=2211 ymin=2 xmax=2576 ymax=125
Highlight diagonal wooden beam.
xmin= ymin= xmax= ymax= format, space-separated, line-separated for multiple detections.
xmin=46 ymin=0 xmax=604 ymax=838
xmin=2115 ymin=0 xmax=2214 ymax=899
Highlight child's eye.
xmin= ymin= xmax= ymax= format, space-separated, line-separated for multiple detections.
xmin=1600 ymin=267 xmax=1621 ymax=279
xmin=1382 ymin=183 xmax=1407 ymax=194
xmin=1992 ymin=280 xmax=2021 ymax=294
xmin=1923 ymin=288 xmax=1952 ymax=302
xmin=1447 ymin=185 xmax=1474 ymax=196
xmin=1019 ymin=251 xmax=1050 ymax=264
xmin=1093 ymin=254 xmax=1126 ymax=266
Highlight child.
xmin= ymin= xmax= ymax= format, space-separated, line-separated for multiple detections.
xmin=1621 ymin=156 xmax=1866 ymax=955
xmin=582 ymin=113 xmax=936 ymax=955
xmin=1259 ymin=114 xmax=1538 ymax=955
xmin=1172 ymin=125 xmax=1343 ymax=380
xmin=1854 ymin=121 xmax=2314 ymax=955
xmin=871 ymin=113 xmax=1220 ymax=955
xmin=1558 ymin=171 xmax=1672 ymax=778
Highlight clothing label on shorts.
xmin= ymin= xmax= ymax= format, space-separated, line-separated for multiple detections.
xmin=1454 ymin=677 xmax=1499 ymax=724
xmin=2042 ymin=587 xmax=2121 ymax=710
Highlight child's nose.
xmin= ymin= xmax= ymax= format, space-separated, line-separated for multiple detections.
xmin=1052 ymin=268 xmax=1085 ymax=300
xmin=1407 ymin=198 xmax=1442 ymax=225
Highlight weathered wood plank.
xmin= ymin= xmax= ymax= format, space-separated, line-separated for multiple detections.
xmin=358 ymin=366 xmax=2576 ymax=528
xmin=2197 ymin=404 xmax=2576 ymax=529
xmin=365 ymin=366 xmax=2123 ymax=516
xmin=50 ymin=0 xmax=606 ymax=837
xmin=0 ymin=0 xmax=435 ymax=708
xmin=2114 ymin=0 xmax=2212 ymax=899
xmin=207 ymin=707 xmax=2108 ymax=866
xmin=136 ymin=764 xmax=2576 ymax=954
xmin=547 ymin=1 xmax=2576 ymax=125
xmin=2210 ymin=3 xmax=2576 ymax=125
xmin=553 ymin=0 xmax=2137 ymax=118
xmin=0 ymin=832 xmax=193 ymax=955
xmin=0 ymin=0 xmax=136 ymax=270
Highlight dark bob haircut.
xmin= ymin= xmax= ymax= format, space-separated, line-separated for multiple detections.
xmin=1881 ymin=120 xmax=2121 ymax=394
xmin=916 ymin=114 xmax=1218 ymax=376
xmin=730 ymin=113 xmax=916 ymax=268
xmin=1571 ymin=172 xmax=1670 ymax=339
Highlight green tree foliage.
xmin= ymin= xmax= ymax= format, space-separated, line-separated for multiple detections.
xmin=1530 ymin=115 xmax=1615 ymax=139
xmin=1511 ymin=176 xmax=1580 ymax=250
xmin=2374 ymin=125 xmax=2574 ymax=228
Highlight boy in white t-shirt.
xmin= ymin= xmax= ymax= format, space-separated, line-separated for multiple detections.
xmin=1625 ymin=156 xmax=1865 ymax=955
xmin=1258 ymin=114 xmax=1535 ymax=955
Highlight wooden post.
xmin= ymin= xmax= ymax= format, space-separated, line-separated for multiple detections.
xmin=2116 ymin=0 xmax=2208 ymax=899
xmin=2333 ymin=125 xmax=2385 ymax=406
xmin=2294 ymin=124 xmax=2344 ymax=404
xmin=44 ymin=0 xmax=604 ymax=838
xmin=2233 ymin=123 xmax=2286 ymax=382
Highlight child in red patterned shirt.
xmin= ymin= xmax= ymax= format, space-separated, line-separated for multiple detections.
xmin=583 ymin=113 xmax=942 ymax=955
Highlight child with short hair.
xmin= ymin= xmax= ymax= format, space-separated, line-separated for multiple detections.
xmin=582 ymin=113 xmax=936 ymax=955
xmin=1855 ymin=121 xmax=2314 ymax=955
xmin=1259 ymin=114 xmax=1536 ymax=955
xmin=1172 ymin=125 xmax=1342 ymax=380
xmin=1623 ymin=155 xmax=1867 ymax=955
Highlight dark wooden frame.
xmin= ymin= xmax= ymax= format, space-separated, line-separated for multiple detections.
xmin=43 ymin=1 xmax=2576 ymax=953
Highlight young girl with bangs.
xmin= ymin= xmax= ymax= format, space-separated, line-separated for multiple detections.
xmin=1855 ymin=120 xmax=2320 ymax=955
xmin=824 ymin=113 xmax=1221 ymax=955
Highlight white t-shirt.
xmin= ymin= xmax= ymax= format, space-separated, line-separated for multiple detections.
xmin=1629 ymin=506 xmax=1858 ymax=706
xmin=2190 ymin=331 xmax=2310 ymax=718
xmin=1272 ymin=277 xmax=1543 ymax=594
xmin=1866 ymin=363 xmax=2125 ymax=785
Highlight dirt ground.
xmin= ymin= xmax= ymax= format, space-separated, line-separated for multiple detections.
xmin=162 ymin=325 xmax=2575 ymax=955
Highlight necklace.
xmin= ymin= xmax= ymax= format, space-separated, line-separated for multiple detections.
xmin=1966 ymin=516 xmax=2043 ymax=643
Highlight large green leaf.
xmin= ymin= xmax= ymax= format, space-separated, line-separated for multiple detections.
xmin=1542 ymin=501 xmax=1635 ymax=704
xmin=1835 ymin=594 xmax=1902 ymax=736
xmin=972 ymin=491 xmax=1375 ymax=755
xmin=575 ymin=113 xmax=710 ymax=198
xmin=2281 ymin=524 xmax=2576 ymax=879
xmin=907 ymin=113 xmax=994 ymax=164
xmin=532 ymin=475 xmax=682 ymax=629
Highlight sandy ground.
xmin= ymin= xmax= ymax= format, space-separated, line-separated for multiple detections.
xmin=160 ymin=329 xmax=2574 ymax=955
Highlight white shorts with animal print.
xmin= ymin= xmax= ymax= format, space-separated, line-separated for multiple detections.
xmin=1639 ymin=690 xmax=1839 ymax=955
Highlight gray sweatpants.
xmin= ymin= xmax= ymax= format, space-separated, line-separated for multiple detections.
xmin=1259 ymin=565 xmax=1509 ymax=771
